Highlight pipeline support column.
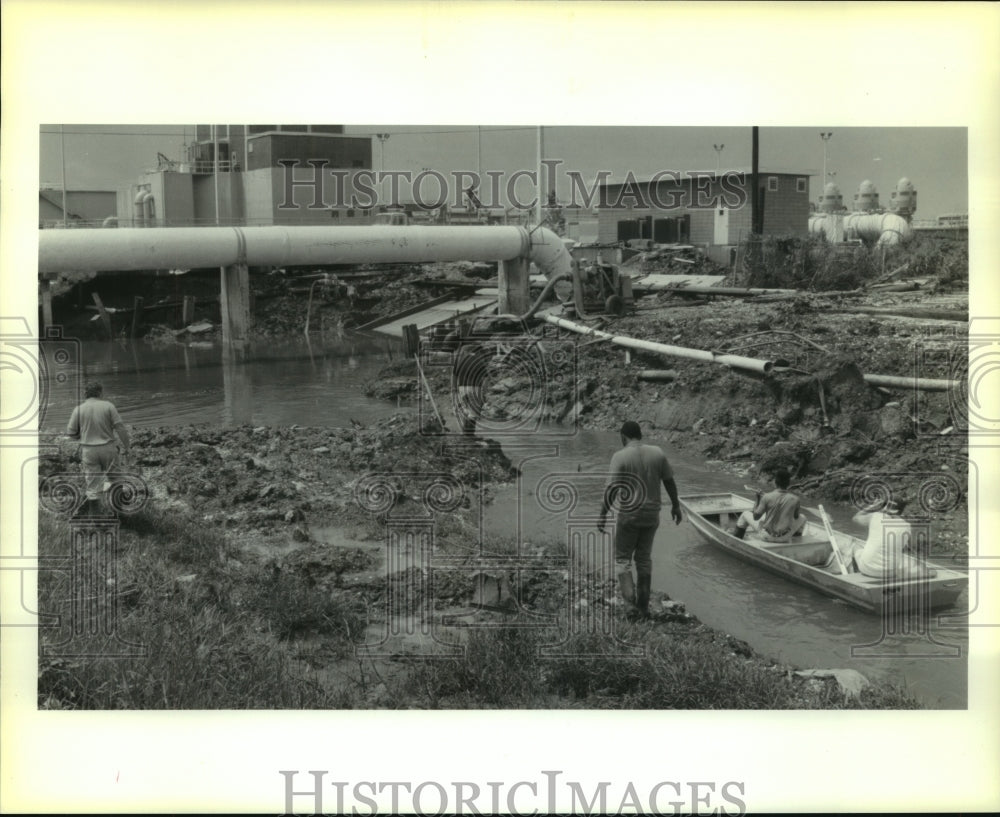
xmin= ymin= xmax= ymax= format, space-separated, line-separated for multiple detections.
xmin=498 ymin=256 xmax=530 ymax=315
xmin=220 ymin=262 xmax=251 ymax=354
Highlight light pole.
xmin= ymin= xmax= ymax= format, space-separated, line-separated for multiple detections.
xmin=713 ymin=143 xmax=724 ymax=175
xmin=536 ymin=125 xmax=545 ymax=226
xmin=819 ymin=132 xmax=833 ymax=189
xmin=60 ymin=125 xmax=68 ymax=227
xmin=375 ymin=133 xmax=390 ymax=207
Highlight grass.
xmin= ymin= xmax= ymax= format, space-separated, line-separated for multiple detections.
xmin=389 ymin=622 xmax=922 ymax=710
xmin=36 ymin=506 xmax=923 ymax=711
xmin=36 ymin=507 xmax=362 ymax=709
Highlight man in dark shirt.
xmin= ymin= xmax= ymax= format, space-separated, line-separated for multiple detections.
xmin=66 ymin=382 xmax=132 ymax=514
xmin=598 ymin=421 xmax=682 ymax=620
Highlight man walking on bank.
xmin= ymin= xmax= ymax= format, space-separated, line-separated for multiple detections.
xmin=66 ymin=382 xmax=132 ymax=516
xmin=598 ymin=421 xmax=682 ymax=620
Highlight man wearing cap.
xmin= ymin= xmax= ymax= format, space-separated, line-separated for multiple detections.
xmin=598 ymin=420 xmax=682 ymax=620
xmin=66 ymin=382 xmax=132 ymax=515
xmin=852 ymin=497 xmax=937 ymax=579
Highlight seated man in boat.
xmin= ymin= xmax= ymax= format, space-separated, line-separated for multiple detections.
xmin=852 ymin=498 xmax=937 ymax=580
xmin=729 ymin=468 xmax=806 ymax=542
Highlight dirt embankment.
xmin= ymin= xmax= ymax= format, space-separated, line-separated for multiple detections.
xmin=50 ymin=262 xmax=483 ymax=342
xmin=39 ymin=419 xmax=918 ymax=709
xmin=365 ymin=266 xmax=969 ymax=556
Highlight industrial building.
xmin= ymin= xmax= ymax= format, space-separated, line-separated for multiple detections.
xmin=115 ymin=125 xmax=373 ymax=229
xmin=595 ymin=170 xmax=812 ymax=261
xmin=39 ymin=187 xmax=117 ymax=228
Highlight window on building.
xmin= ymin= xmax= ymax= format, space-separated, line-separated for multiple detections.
xmin=768 ymin=177 xmax=778 ymax=192
xmin=330 ymin=210 xmax=340 ymax=219
xmin=796 ymin=177 xmax=807 ymax=193
xmin=347 ymin=209 xmax=355 ymax=218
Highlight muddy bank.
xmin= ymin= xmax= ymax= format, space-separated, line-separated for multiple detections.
xmin=48 ymin=261 xmax=489 ymax=343
xmin=39 ymin=414 xmax=923 ymax=709
xmin=384 ymin=285 xmax=969 ymax=557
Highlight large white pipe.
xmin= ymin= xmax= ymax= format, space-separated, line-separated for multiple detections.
xmin=142 ymin=191 xmax=155 ymax=227
xmin=808 ymin=211 xmax=912 ymax=246
xmin=844 ymin=212 xmax=911 ymax=245
xmin=133 ymin=190 xmax=147 ymax=228
xmin=38 ymin=225 xmax=573 ymax=276
xmin=543 ymin=313 xmax=774 ymax=374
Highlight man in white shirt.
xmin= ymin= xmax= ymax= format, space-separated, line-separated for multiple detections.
xmin=852 ymin=498 xmax=937 ymax=579
xmin=66 ymin=382 xmax=132 ymax=515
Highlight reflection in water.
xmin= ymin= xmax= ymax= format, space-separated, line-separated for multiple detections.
xmin=40 ymin=336 xmax=406 ymax=431
xmin=222 ymin=360 xmax=253 ymax=426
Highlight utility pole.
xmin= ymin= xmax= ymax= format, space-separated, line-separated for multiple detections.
xmin=375 ymin=133 xmax=390 ymax=207
xmin=820 ymin=132 xmax=833 ymax=187
xmin=60 ymin=125 xmax=68 ymax=227
xmin=213 ymin=124 xmax=220 ymax=225
xmin=751 ymin=127 xmax=761 ymax=234
xmin=536 ymin=125 xmax=544 ymax=227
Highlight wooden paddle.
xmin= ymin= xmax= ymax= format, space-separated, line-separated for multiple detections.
xmin=818 ymin=504 xmax=850 ymax=575
xmin=414 ymin=354 xmax=446 ymax=430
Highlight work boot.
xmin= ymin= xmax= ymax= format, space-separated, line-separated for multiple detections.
xmin=635 ymin=573 xmax=652 ymax=617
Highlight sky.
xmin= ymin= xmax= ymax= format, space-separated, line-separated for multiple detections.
xmin=39 ymin=124 xmax=967 ymax=219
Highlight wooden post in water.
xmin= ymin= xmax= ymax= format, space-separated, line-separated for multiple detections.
xmin=130 ymin=296 xmax=144 ymax=338
xmin=498 ymin=256 xmax=530 ymax=316
xmin=220 ymin=262 xmax=251 ymax=358
xmin=182 ymin=295 xmax=196 ymax=326
xmin=41 ymin=280 xmax=54 ymax=333
xmin=402 ymin=323 xmax=420 ymax=357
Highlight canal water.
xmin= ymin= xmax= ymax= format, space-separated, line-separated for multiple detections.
xmin=40 ymin=338 xmax=969 ymax=708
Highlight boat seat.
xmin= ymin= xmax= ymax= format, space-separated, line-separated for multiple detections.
xmin=753 ymin=536 xmax=828 ymax=548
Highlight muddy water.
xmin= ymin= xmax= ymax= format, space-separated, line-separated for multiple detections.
xmin=41 ymin=340 xmax=968 ymax=708
xmin=41 ymin=337 xmax=407 ymax=431
xmin=482 ymin=432 xmax=968 ymax=709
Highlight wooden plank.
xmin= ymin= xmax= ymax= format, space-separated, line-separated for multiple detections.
xmin=629 ymin=274 xmax=727 ymax=292
xmin=353 ymin=293 xmax=456 ymax=332
xmin=372 ymin=293 xmax=499 ymax=337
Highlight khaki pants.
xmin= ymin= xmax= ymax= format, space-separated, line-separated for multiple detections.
xmin=79 ymin=442 xmax=119 ymax=500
